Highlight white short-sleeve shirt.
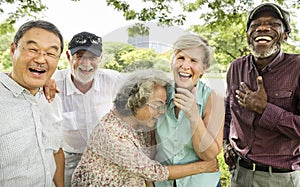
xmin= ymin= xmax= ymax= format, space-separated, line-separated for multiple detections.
xmin=53 ymin=69 xmax=121 ymax=153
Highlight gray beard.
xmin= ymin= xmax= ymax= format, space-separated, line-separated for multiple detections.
xmin=249 ymin=43 xmax=280 ymax=59
xmin=71 ymin=66 xmax=95 ymax=84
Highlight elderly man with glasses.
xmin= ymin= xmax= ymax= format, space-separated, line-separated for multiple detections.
xmin=0 ymin=20 xmax=64 ymax=187
xmin=52 ymin=31 xmax=121 ymax=186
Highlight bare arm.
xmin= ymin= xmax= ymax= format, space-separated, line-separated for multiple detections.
xmin=167 ymin=159 xmax=218 ymax=180
xmin=174 ymin=88 xmax=224 ymax=160
xmin=192 ymin=92 xmax=224 ymax=160
xmin=53 ymin=148 xmax=65 ymax=187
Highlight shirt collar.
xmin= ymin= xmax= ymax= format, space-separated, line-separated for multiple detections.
xmin=0 ymin=72 xmax=29 ymax=97
xmin=250 ymin=50 xmax=284 ymax=72
xmin=166 ymin=80 xmax=204 ymax=107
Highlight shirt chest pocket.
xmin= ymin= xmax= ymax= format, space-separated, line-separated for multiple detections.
xmin=267 ymin=90 xmax=293 ymax=110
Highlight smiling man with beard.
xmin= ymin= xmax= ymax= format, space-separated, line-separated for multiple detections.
xmin=224 ymin=3 xmax=300 ymax=187
xmin=52 ymin=31 xmax=121 ymax=187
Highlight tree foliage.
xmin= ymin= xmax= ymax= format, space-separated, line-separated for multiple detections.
xmin=106 ymin=0 xmax=300 ymax=66
xmin=0 ymin=0 xmax=47 ymax=34
xmin=102 ymin=42 xmax=136 ymax=71
xmin=1 ymin=0 xmax=300 ymax=72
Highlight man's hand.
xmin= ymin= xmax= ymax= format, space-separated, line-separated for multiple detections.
xmin=43 ymin=79 xmax=59 ymax=103
xmin=235 ymin=76 xmax=267 ymax=114
xmin=223 ymin=140 xmax=238 ymax=170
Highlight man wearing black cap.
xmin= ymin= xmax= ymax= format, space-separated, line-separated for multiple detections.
xmin=224 ymin=3 xmax=300 ymax=186
xmin=52 ymin=31 xmax=121 ymax=186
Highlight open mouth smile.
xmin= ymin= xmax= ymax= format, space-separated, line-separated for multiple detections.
xmin=254 ymin=36 xmax=273 ymax=44
xmin=179 ymin=72 xmax=192 ymax=79
xmin=29 ymin=67 xmax=46 ymax=74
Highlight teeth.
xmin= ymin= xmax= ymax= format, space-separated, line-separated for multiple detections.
xmin=29 ymin=68 xmax=45 ymax=73
xmin=179 ymin=72 xmax=191 ymax=77
xmin=255 ymin=36 xmax=272 ymax=41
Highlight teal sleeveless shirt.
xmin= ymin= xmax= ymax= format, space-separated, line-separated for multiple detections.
xmin=155 ymin=80 xmax=220 ymax=187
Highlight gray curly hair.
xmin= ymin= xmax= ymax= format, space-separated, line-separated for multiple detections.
xmin=114 ymin=69 xmax=171 ymax=116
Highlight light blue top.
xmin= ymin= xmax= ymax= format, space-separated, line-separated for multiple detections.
xmin=155 ymin=80 xmax=220 ymax=187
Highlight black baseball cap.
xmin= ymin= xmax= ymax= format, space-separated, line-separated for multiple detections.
xmin=246 ymin=3 xmax=291 ymax=33
xmin=68 ymin=31 xmax=102 ymax=56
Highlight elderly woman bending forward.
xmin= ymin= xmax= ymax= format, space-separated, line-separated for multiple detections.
xmin=71 ymin=69 xmax=218 ymax=187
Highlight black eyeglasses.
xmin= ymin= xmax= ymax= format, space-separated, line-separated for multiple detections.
xmin=69 ymin=35 xmax=102 ymax=48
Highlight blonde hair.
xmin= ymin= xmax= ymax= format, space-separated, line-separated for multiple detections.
xmin=173 ymin=33 xmax=214 ymax=70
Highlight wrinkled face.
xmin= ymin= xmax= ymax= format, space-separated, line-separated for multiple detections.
xmin=247 ymin=11 xmax=288 ymax=59
xmin=10 ymin=28 xmax=61 ymax=95
xmin=70 ymin=50 xmax=101 ymax=84
xmin=171 ymin=47 xmax=205 ymax=91
xmin=135 ymin=85 xmax=166 ymax=128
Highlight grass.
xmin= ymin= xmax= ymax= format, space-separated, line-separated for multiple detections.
xmin=218 ymin=150 xmax=230 ymax=187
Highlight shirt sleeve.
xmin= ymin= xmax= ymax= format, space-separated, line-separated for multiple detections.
xmin=40 ymin=95 xmax=64 ymax=153
xmin=89 ymin=122 xmax=169 ymax=182
xmin=224 ymin=65 xmax=233 ymax=141
xmin=224 ymin=98 xmax=231 ymax=141
xmin=259 ymin=102 xmax=300 ymax=138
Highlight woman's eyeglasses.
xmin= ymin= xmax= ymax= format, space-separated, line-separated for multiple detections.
xmin=147 ymin=103 xmax=165 ymax=113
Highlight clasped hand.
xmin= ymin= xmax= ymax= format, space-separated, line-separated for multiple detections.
xmin=235 ymin=76 xmax=267 ymax=114
xmin=174 ymin=87 xmax=200 ymax=122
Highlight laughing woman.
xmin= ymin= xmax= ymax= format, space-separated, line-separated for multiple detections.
xmin=71 ymin=69 xmax=218 ymax=187
xmin=154 ymin=33 xmax=225 ymax=187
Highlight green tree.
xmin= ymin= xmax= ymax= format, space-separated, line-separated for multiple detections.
xmin=106 ymin=0 xmax=300 ymax=66
xmin=121 ymin=48 xmax=157 ymax=66
xmin=0 ymin=0 xmax=47 ymax=34
xmin=0 ymin=33 xmax=13 ymax=72
xmin=102 ymin=42 xmax=136 ymax=71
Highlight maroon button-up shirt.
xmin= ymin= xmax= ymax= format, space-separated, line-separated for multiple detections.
xmin=224 ymin=50 xmax=300 ymax=170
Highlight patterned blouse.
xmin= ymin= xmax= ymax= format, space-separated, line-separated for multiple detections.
xmin=72 ymin=110 xmax=169 ymax=187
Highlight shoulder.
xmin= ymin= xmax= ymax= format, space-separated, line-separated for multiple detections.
xmin=95 ymin=69 xmax=121 ymax=80
xmin=97 ymin=68 xmax=120 ymax=76
xmin=197 ymin=80 xmax=212 ymax=94
xmin=52 ymin=69 xmax=70 ymax=81
xmin=230 ymin=55 xmax=250 ymax=67
xmin=283 ymin=53 xmax=300 ymax=63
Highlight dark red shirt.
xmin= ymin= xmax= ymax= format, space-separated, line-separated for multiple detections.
xmin=225 ymin=50 xmax=300 ymax=170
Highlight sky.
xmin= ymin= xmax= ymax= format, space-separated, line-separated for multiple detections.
xmin=10 ymin=0 xmax=201 ymax=40
xmin=5 ymin=0 xmax=300 ymax=45
xmin=41 ymin=0 xmax=136 ymax=39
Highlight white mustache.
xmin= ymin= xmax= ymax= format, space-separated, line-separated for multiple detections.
xmin=78 ymin=65 xmax=94 ymax=71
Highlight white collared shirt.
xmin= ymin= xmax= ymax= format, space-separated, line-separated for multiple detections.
xmin=53 ymin=69 xmax=121 ymax=153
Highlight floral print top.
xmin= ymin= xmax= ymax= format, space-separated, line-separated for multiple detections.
xmin=72 ymin=110 xmax=169 ymax=187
